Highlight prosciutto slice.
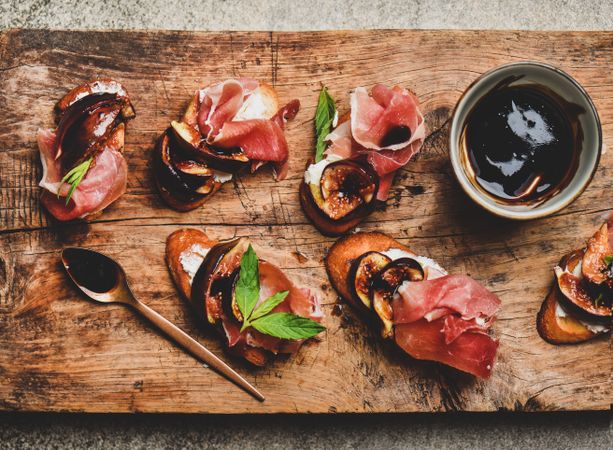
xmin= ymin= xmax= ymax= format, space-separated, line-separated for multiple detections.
xmin=38 ymin=127 xmax=127 ymax=221
xmin=195 ymin=79 xmax=299 ymax=180
xmin=221 ymin=261 xmax=323 ymax=356
xmin=350 ymin=85 xmax=425 ymax=153
xmin=395 ymin=319 xmax=499 ymax=379
xmin=322 ymin=84 xmax=425 ymax=200
xmin=393 ymin=274 xmax=501 ymax=378
xmin=197 ymin=78 xmax=259 ymax=139
xmin=37 ymin=80 xmax=133 ymax=221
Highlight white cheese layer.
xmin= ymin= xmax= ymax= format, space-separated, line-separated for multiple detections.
xmin=179 ymin=244 xmax=210 ymax=285
xmin=555 ymin=302 xmax=568 ymax=318
xmin=304 ymin=154 xmax=344 ymax=185
xmin=554 ymin=300 xmax=610 ymax=334
xmin=582 ymin=321 xmax=610 ymax=334
xmin=213 ymin=170 xmax=233 ymax=183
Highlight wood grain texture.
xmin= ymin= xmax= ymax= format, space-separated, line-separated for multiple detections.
xmin=0 ymin=29 xmax=611 ymax=413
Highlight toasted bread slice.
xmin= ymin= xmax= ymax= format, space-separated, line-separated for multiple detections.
xmin=166 ymin=228 xmax=218 ymax=301
xmin=234 ymin=83 xmax=279 ymax=121
xmin=536 ymin=283 xmax=598 ymax=344
xmin=325 ymin=232 xmax=413 ymax=308
xmin=166 ymin=228 xmax=270 ymax=366
xmin=155 ymin=177 xmax=222 ymax=212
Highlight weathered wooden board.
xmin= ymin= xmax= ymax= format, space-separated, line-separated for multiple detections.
xmin=0 ymin=29 xmax=611 ymax=413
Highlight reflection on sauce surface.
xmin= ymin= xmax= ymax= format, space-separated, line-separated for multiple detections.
xmin=63 ymin=248 xmax=118 ymax=293
xmin=463 ymin=86 xmax=578 ymax=203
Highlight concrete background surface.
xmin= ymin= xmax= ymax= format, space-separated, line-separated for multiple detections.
xmin=0 ymin=0 xmax=611 ymax=448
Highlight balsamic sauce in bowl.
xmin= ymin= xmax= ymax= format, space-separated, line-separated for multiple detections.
xmin=462 ymin=86 xmax=579 ymax=204
xmin=450 ymin=62 xmax=602 ymax=220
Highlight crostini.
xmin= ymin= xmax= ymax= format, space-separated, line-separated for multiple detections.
xmin=537 ymin=221 xmax=612 ymax=344
xmin=38 ymin=79 xmax=135 ymax=220
xmin=155 ymin=79 xmax=299 ymax=211
xmin=300 ymin=85 xmax=425 ymax=236
xmin=326 ymin=232 xmax=501 ymax=379
xmin=166 ymin=229 xmax=324 ymax=365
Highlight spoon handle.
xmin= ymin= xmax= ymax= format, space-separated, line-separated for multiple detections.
xmin=129 ymin=299 xmax=265 ymax=402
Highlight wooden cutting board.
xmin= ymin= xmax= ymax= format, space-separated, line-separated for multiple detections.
xmin=0 ymin=29 xmax=611 ymax=413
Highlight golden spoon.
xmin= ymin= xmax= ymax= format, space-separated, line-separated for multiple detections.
xmin=61 ymin=247 xmax=264 ymax=402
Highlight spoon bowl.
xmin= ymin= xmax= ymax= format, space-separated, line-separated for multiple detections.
xmin=61 ymin=247 xmax=264 ymax=402
xmin=62 ymin=247 xmax=132 ymax=304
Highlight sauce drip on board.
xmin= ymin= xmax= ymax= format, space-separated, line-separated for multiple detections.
xmin=63 ymin=248 xmax=119 ymax=293
xmin=463 ymin=86 xmax=578 ymax=203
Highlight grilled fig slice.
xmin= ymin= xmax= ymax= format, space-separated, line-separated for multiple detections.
xmin=317 ymin=160 xmax=378 ymax=220
xmin=154 ymin=129 xmax=221 ymax=211
xmin=196 ymin=144 xmax=250 ymax=173
xmin=299 ymin=181 xmax=367 ymax=236
xmin=582 ymin=223 xmax=613 ymax=285
xmin=241 ymin=347 xmax=269 ymax=366
xmin=555 ymin=266 xmax=612 ymax=319
xmin=170 ymin=120 xmax=202 ymax=151
xmin=300 ymin=160 xmax=379 ymax=236
xmin=537 ymin=283 xmax=606 ymax=345
xmin=326 ymin=231 xmax=413 ymax=305
xmin=350 ymin=251 xmax=391 ymax=309
xmin=56 ymin=78 xmax=135 ymax=119
xmin=171 ymin=119 xmax=250 ymax=173
xmin=174 ymin=159 xmax=213 ymax=177
xmin=371 ymin=258 xmax=425 ymax=338
xmin=229 ymin=271 xmax=244 ymax=322
xmin=191 ymin=238 xmax=249 ymax=325
xmin=56 ymin=96 xmax=125 ymax=167
xmin=55 ymin=80 xmax=135 ymax=169
xmin=60 ymin=101 xmax=122 ymax=170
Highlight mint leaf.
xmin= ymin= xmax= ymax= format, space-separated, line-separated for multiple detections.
xmin=314 ymin=87 xmax=336 ymax=163
xmin=59 ymin=157 xmax=93 ymax=205
xmin=250 ymin=312 xmax=325 ymax=340
xmin=235 ymin=245 xmax=260 ymax=321
xmin=234 ymin=246 xmax=326 ymax=340
xmin=250 ymin=291 xmax=289 ymax=322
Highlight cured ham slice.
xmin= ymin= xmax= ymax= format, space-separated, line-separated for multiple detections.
xmin=351 ymin=85 xmax=425 ymax=150
xmin=155 ymin=79 xmax=299 ymax=210
xmin=393 ymin=275 xmax=501 ymax=378
xmin=395 ymin=319 xmax=499 ymax=379
xmin=319 ymin=84 xmax=425 ymax=202
xmin=197 ymin=79 xmax=298 ymax=173
xmin=197 ymin=78 xmax=259 ymax=139
xmin=39 ymin=128 xmax=127 ymax=221
xmin=395 ymin=275 xmax=501 ymax=324
xmin=37 ymin=80 xmax=134 ymax=221
xmin=325 ymin=231 xmax=500 ymax=378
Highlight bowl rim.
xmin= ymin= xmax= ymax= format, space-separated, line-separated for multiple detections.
xmin=449 ymin=61 xmax=602 ymax=221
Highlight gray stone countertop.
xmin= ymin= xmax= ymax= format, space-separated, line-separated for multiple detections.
xmin=0 ymin=1 xmax=611 ymax=448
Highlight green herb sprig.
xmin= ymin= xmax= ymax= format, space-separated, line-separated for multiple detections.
xmin=314 ymin=87 xmax=336 ymax=163
xmin=58 ymin=157 xmax=93 ymax=205
xmin=236 ymin=245 xmax=325 ymax=340
xmin=603 ymin=255 xmax=613 ymax=267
